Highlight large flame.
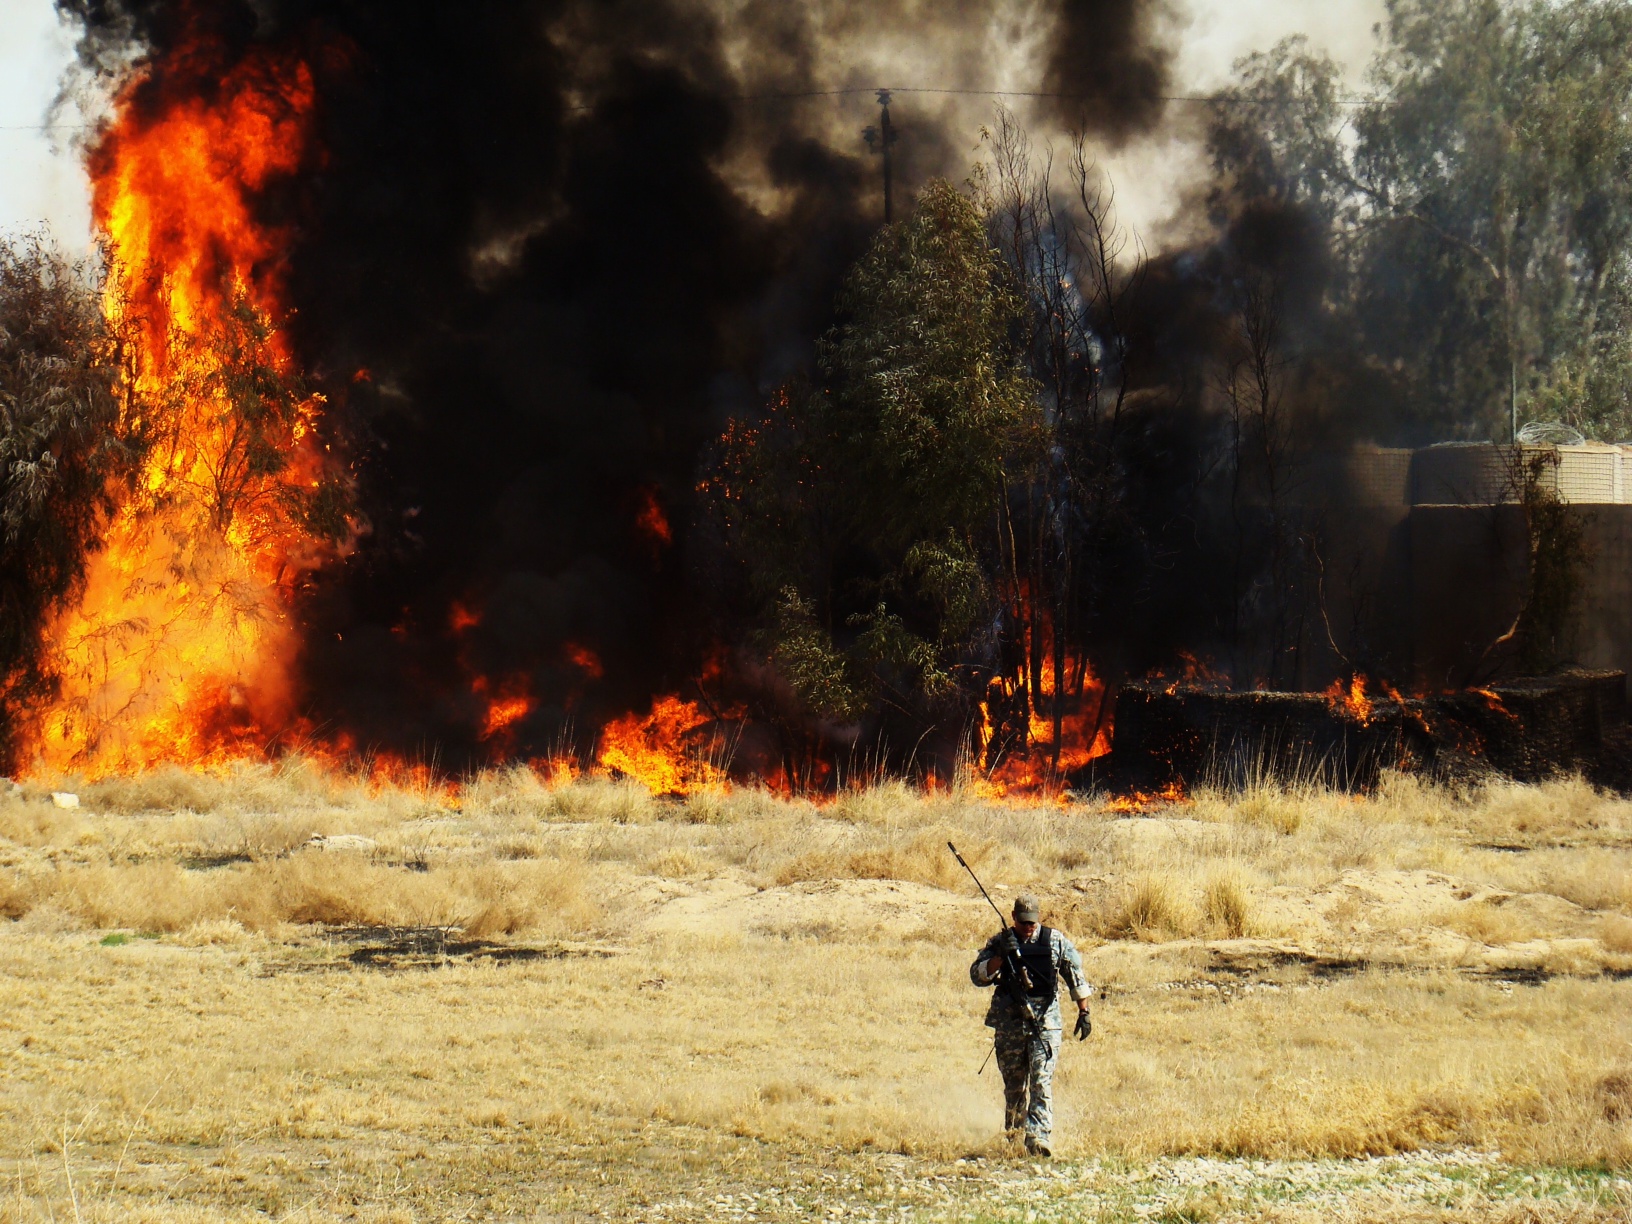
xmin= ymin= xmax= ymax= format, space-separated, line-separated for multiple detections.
xmin=26 ymin=39 xmax=338 ymax=778
xmin=974 ymin=627 xmax=1111 ymax=800
xmin=596 ymin=694 xmax=730 ymax=795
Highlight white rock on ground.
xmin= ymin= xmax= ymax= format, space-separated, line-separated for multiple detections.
xmin=306 ymin=833 xmax=377 ymax=852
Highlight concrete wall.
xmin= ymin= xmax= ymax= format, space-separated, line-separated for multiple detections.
xmin=1405 ymin=503 xmax=1632 ymax=691
xmin=1290 ymin=449 xmax=1632 ymax=693
xmin=1408 ymin=505 xmax=1528 ymax=687
xmin=1572 ymin=505 xmax=1632 ymax=675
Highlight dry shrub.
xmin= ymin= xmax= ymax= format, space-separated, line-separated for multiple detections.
xmin=1369 ymin=769 xmax=1456 ymax=824
xmin=0 ymin=798 xmax=86 ymax=849
xmin=49 ymin=861 xmax=218 ymax=931
xmin=938 ymin=904 xmax=1003 ymax=950
xmin=680 ymin=787 xmax=791 ymax=825
xmin=459 ymin=763 xmax=554 ymax=819
xmin=827 ymin=780 xmax=922 ymax=827
xmin=836 ymin=829 xmax=968 ymax=889
xmin=1600 ymin=914 xmax=1632 ymax=954
xmin=246 ymin=855 xmax=402 ymax=927
xmin=73 ymin=764 xmax=230 ymax=814
xmin=73 ymin=757 xmax=370 ymax=816
xmin=1202 ymin=869 xmax=1253 ymax=938
xmin=756 ymin=1079 xmax=835 ymax=1107
xmin=492 ymin=836 xmax=542 ymax=860
xmin=1191 ymin=779 xmax=1315 ymax=835
xmin=0 ymin=844 xmax=596 ymax=937
xmin=174 ymin=917 xmax=254 ymax=945
xmin=1535 ymin=851 xmax=1632 ymax=913
xmin=545 ymin=778 xmax=658 ymax=824
xmin=647 ymin=847 xmax=705 ymax=878
xmin=454 ymin=860 xmax=596 ymax=937
xmin=1053 ymin=837 xmax=1105 ymax=872
xmin=15 ymin=902 xmax=83 ymax=934
xmin=0 ymin=868 xmax=31 ymax=919
xmin=1102 ymin=874 xmax=1198 ymax=940
xmin=1439 ymin=899 xmax=1538 ymax=946
xmin=772 ymin=828 xmax=1028 ymax=892
xmin=232 ymin=811 xmax=331 ymax=857
xmin=1597 ymin=1072 xmax=1632 ymax=1123
xmin=1217 ymin=1081 xmax=1485 ymax=1159
xmin=1464 ymin=776 xmax=1629 ymax=842
xmin=1233 ymin=790 xmax=1306 ymax=835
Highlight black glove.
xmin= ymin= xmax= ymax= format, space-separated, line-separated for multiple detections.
xmin=1074 ymin=1009 xmax=1092 ymax=1041
xmin=1001 ymin=930 xmax=1022 ymax=958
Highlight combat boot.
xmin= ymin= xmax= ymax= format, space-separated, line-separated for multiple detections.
xmin=1024 ymin=1135 xmax=1051 ymax=1158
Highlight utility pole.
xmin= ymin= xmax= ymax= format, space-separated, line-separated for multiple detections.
xmin=862 ymin=88 xmax=898 ymax=224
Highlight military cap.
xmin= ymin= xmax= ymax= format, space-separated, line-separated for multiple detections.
xmin=1012 ymin=893 xmax=1041 ymax=922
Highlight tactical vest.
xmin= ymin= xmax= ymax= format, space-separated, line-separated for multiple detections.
xmin=1002 ymin=927 xmax=1057 ymax=999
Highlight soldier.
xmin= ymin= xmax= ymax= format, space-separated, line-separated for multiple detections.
xmin=969 ymin=893 xmax=1092 ymax=1157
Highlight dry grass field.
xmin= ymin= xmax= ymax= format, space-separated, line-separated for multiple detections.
xmin=3 ymin=763 xmax=1631 ymax=1221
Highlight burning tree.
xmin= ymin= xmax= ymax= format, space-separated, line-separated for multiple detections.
xmin=3 ymin=24 xmax=354 ymax=778
xmin=977 ymin=109 xmax=1156 ymax=776
xmin=705 ymin=145 xmax=1179 ymax=788
xmin=0 ymin=238 xmax=134 ymax=770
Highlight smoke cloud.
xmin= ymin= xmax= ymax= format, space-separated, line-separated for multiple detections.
xmin=1042 ymin=0 xmax=1174 ymax=141
xmin=56 ymin=0 xmax=1178 ymax=768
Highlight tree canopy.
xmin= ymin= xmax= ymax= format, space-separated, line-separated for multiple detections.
xmin=1211 ymin=0 xmax=1632 ymax=441
xmin=704 ymin=179 xmax=1039 ymax=736
xmin=0 ymin=237 xmax=129 ymax=745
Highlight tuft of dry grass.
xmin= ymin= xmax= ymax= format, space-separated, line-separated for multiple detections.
xmin=1440 ymin=898 xmax=1541 ymax=946
xmin=1101 ymin=874 xmax=1199 ymax=940
xmin=1202 ymin=867 xmax=1255 ymax=938
xmin=0 ymin=846 xmax=595 ymax=936
xmin=1600 ymin=913 xmax=1632 ymax=954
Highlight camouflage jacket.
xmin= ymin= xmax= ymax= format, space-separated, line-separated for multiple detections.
xmin=969 ymin=925 xmax=1091 ymax=1031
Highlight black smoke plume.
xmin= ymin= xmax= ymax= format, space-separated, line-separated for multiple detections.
xmin=1042 ymin=0 xmax=1173 ymax=142
xmin=52 ymin=0 xmax=1178 ymax=770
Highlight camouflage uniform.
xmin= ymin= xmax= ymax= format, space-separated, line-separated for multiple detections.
xmin=970 ymin=923 xmax=1090 ymax=1150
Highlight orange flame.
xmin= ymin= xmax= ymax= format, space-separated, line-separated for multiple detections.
xmin=479 ymin=693 xmax=533 ymax=743
xmin=973 ymin=630 xmax=1111 ymax=800
xmin=1471 ymin=687 xmax=1520 ymax=725
xmin=565 ymin=642 xmax=604 ymax=679
xmin=596 ymin=694 xmax=728 ymax=794
xmin=635 ymin=486 xmax=672 ymax=548
xmin=1323 ymin=675 xmax=1376 ymax=724
xmin=528 ymin=756 xmax=580 ymax=788
xmin=1103 ymin=781 xmax=1188 ymax=814
xmin=25 ymin=36 xmax=341 ymax=779
xmin=1163 ymin=651 xmax=1228 ymax=695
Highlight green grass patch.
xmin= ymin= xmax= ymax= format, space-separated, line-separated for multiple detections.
xmin=98 ymin=931 xmax=161 ymax=946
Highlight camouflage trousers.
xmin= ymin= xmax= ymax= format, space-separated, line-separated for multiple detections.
xmin=993 ymin=1024 xmax=1060 ymax=1142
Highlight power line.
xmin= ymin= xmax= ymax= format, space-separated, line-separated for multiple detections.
xmin=3 ymin=83 xmax=1391 ymax=127
xmin=564 ymin=84 xmax=1397 ymax=113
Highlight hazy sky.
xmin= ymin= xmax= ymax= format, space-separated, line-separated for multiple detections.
xmin=0 ymin=0 xmax=1386 ymax=250
xmin=0 ymin=0 xmax=88 ymax=245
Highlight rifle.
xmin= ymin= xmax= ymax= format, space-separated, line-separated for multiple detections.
xmin=949 ymin=842 xmax=1047 ymax=1047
